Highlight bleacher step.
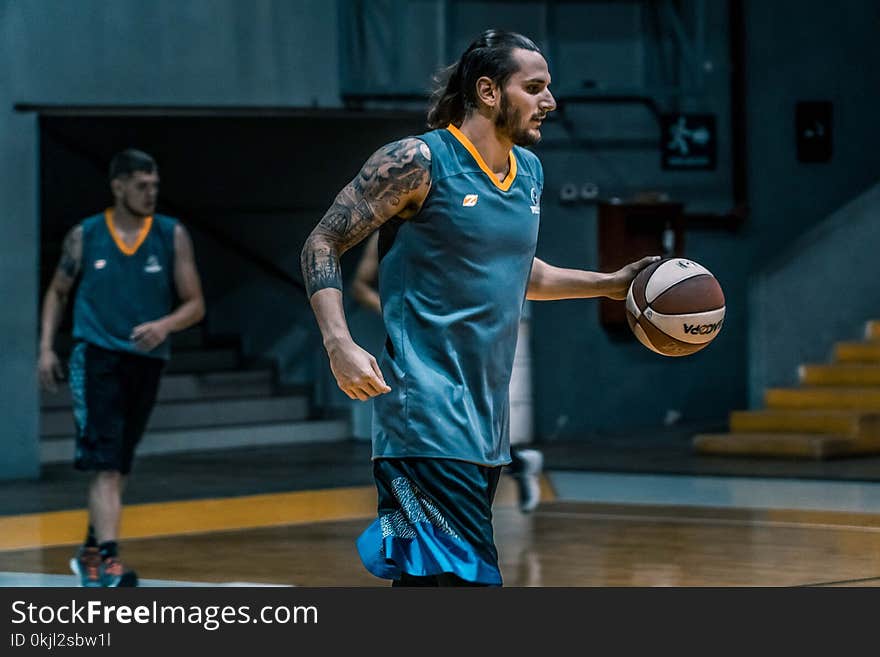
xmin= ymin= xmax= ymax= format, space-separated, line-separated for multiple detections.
xmin=765 ymin=387 xmax=880 ymax=410
xmin=40 ymin=419 xmax=351 ymax=464
xmin=834 ymin=342 xmax=880 ymax=363
xmin=40 ymin=395 xmax=308 ymax=437
xmin=799 ymin=363 xmax=880 ymax=386
xmin=730 ymin=409 xmax=880 ymax=437
xmin=41 ymin=369 xmax=275 ymax=409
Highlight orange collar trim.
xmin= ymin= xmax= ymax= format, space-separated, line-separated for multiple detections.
xmin=104 ymin=208 xmax=153 ymax=256
xmin=446 ymin=125 xmax=517 ymax=191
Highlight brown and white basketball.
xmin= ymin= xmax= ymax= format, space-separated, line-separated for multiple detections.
xmin=625 ymin=257 xmax=725 ymax=357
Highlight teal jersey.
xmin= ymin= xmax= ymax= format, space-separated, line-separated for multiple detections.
xmin=72 ymin=210 xmax=177 ymax=360
xmin=373 ymin=126 xmax=543 ymax=466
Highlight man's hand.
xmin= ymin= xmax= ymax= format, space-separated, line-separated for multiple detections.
xmin=607 ymin=255 xmax=662 ymax=300
xmin=130 ymin=320 xmax=170 ymax=352
xmin=326 ymin=338 xmax=391 ymax=401
xmin=38 ymin=349 xmax=65 ymax=392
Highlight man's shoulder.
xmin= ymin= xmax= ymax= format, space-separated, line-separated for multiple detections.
xmin=78 ymin=213 xmax=104 ymax=229
xmin=371 ymin=135 xmax=434 ymax=177
xmin=384 ymin=134 xmax=433 ymax=155
xmin=151 ymin=215 xmax=180 ymax=249
xmin=153 ymin=213 xmax=180 ymax=228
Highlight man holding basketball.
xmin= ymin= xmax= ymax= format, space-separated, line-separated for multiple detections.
xmin=351 ymin=231 xmax=547 ymax=514
xmin=301 ymin=29 xmax=657 ymax=586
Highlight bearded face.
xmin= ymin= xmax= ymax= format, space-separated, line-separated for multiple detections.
xmin=496 ymin=89 xmax=543 ymax=147
xmin=495 ymin=92 xmax=544 ymax=146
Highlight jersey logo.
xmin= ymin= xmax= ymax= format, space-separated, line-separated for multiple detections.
xmin=144 ymin=255 xmax=163 ymax=274
xmin=94 ymin=259 xmax=107 ymax=270
xmin=530 ymin=187 xmax=541 ymax=215
xmin=462 ymin=194 xmax=479 ymax=207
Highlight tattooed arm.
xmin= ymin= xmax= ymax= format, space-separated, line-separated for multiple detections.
xmin=38 ymin=225 xmax=83 ymax=391
xmin=301 ymin=138 xmax=432 ymax=401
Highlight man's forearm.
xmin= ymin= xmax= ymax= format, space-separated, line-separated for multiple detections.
xmin=302 ymin=232 xmax=357 ymax=349
xmin=527 ymin=264 xmax=617 ymax=301
xmin=301 ymin=233 xmax=344 ymax=298
xmin=159 ymin=298 xmax=205 ymax=333
xmin=39 ymin=289 xmax=67 ymax=352
xmin=309 ymin=288 xmax=355 ymax=350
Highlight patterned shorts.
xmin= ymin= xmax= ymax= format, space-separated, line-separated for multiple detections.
xmin=69 ymin=342 xmax=164 ymax=474
xmin=356 ymin=457 xmax=503 ymax=585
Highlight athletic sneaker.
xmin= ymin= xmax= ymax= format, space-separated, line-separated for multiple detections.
xmin=513 ymin=449 xmax=543 ymax=513
xmin=69 ymin=546 xmax=101 ymax=587
xmin=100 ymin=556 xmax=139 ymax=587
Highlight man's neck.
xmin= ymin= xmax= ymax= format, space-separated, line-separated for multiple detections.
xmin=111 ymin=204 xmax=149 ymax=232
xmin=457 ymin=115 xmax=514 ymax=179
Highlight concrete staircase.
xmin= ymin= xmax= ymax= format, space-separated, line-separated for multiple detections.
xmin=693 ymin=319 xmax=880 ymax=459
xmin=40 ymin=328 xmax=349 ymax=464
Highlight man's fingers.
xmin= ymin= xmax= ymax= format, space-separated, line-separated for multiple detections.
xmin=361 ymin=378 xmax=386 ymax=397
xmin=132 ymin=330 xmax=157 ymax=350
xmin=369 ymin=359 xmax=391 ymax=392
xmin=40 ymin=370 xmax=57 ymax=392
xmin=342 ymin=373 xmax=390 ymax=400
xmin=130 ymin=324 xmax=155 ymax=342
xmin=345 ymin=373 xmax=378 ymax=398
xmin=361 ymin=363 xmax=393 ymax=395
xmin=331 ymin=346 xmax=391 ymax=400
xmin=339 ymin=377 xmax=374 ymax=400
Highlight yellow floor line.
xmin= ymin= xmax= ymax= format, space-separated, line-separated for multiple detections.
xmin=0 ymin=475 xmax=556 ymax=552
xmin=0 ymin=486 xmax=378 ymax=552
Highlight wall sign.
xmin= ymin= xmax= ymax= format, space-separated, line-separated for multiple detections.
xmin=661 ymin=114 xmax=717 ymax=170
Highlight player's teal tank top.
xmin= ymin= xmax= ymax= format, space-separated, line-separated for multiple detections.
xmin=73 ymin=210 xmax=177 ymax=360
xmin=373 ymin=126 xmax=543 ymax=466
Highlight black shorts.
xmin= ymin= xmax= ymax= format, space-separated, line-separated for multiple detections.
xmin=356 ymin=457 xmax=504 ymax=585
xmin=68 ymin=342 xmax=164 ymax=475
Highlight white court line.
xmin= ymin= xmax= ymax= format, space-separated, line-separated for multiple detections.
xmin=0 ymin=572 xmax=292 ymax=588
xmin=538 ymin=510 xmax=880 ymax=535
xmin=549 ymin=470 xmax=880 ymax=514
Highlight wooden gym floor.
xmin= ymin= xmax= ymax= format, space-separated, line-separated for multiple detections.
xmin=2 ymin=439 xmax=880 ymax=587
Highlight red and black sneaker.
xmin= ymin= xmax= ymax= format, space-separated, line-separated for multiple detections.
xmin=69 ymin=546 xmax=101 ymax=587
xmin=100 ymin=556 xmax=139 ymax=587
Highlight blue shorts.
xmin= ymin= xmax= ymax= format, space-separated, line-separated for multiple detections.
xmin=356 ymin=457 xmax=503 ymax=585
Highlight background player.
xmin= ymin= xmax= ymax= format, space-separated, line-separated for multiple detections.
xmin=38 ymin=148 xmax=205 ymax=586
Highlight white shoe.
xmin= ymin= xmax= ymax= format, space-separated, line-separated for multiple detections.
xmin=513 ymin=449 xmax=543 ymax=513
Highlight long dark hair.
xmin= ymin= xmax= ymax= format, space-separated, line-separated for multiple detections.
xmin=427 ymin=29 xmax=542 ymax=129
